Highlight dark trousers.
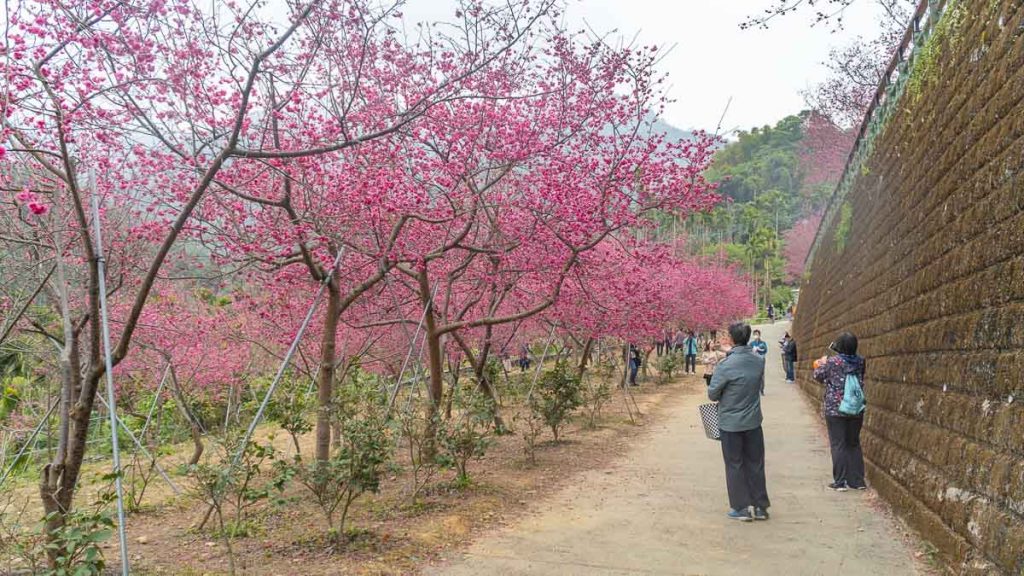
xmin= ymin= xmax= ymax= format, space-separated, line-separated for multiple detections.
xmin=656 ymin=342 xmax=664 ymax=356
xmin=703 ymin=374 xmax=712 ymax=387
xmin=826 ymin=416 xmax=865 ymax=488
xmin=720 ymin=427 xmax=771 ymax=511
xmin=782 ymin=357 xmax=795 ymax=380
xmin=629 ymin=362 xmax=639 ymax=385
xmin=685 ymin=354 xmax=696 ymax=373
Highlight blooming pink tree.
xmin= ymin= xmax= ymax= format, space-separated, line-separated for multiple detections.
xmin=542 ymin=239 xmax=753 ymax=379
xmin=782 ymin=211 xmax=824 ymax=281
xmin=0 ymin=0 xmax=574 ymax=541
xmin=798 ymin=111 xmax=855 ymax=207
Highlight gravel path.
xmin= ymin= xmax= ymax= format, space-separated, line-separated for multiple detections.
xmin=425 ymin=322 xmax=923 ymax=576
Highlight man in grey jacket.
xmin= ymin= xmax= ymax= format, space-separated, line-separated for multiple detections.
xmin=708 ymin=322 xmax=771 ymax=522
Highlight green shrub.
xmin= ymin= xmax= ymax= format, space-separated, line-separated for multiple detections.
xmin=436 ymin=386 xmax=495 ymax=487
xmin=287 ymin=369 xmax=391 ymax=545
xmin=655 ymin=352 xmax=683 ymax=383
xmin=529 ymin=360 xmax=583 ymax=443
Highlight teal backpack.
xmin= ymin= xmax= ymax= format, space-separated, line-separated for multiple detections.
xmin=839 ymin=373 xmax=866 ymax=415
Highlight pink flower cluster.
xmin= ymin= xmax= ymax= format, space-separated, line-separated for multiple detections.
xmin=15 ymin=190 xmax=48 ymax=215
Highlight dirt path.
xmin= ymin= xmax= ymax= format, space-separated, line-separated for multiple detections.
xmin=425 ymin=322 xmax=924 ymax=576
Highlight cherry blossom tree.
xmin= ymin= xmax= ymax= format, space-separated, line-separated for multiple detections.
xmin=742 ymin=0 xmax=914 ymax=32
xmin=0 ymin=0 xmax=571 ymax=544
xmin=797 ymin=111 xmax=854 ymax=208
xmin=782 ymin=211 xmax=823 ymax=281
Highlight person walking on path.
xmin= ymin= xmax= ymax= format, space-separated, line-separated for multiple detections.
xmin=767 ymin=303 xmax=775 ymax=323
xmin=708 ymin=322 xmax=770 ymax=522
xmin=813 ymin=332 xmax=868 ymax=491
xmin=780 ymin=332 xmax=797 ymax=383
xmin=673 ymin=329 xmax=685 ymax=353
xmin=700 ymin=340 xmax=726 ymax=387
xmin=683 ymin=331 xmax=699 ymax=374
xmin=518 ymin=344 xmax=531 ymax=372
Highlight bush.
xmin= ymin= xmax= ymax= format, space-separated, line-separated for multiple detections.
xmin=264 ymin=376 xmax=313 ymax=455
xmin=287 ymin=369 xmax=391 ymax=546
xmin=436 ymin=386 xmax=495 ymax=487
xmin=393 ymin=399 xmax=441 ymax=502
xmin=655 ymin=352 xmax=683 ymax=383
xmin=1 ymin=486 xmax=116 ymax=576
xmin=189 ymin=437 xmax=286 ymax=575
xmin=514 ymin=407 xmax=545 ymax=466
xmin=39 ymin=503 xmax=115 ymax=576
xmin=529 ymin=360 xmax=583 ymax=443
xmin=581 ymin=376 xmax=613 ymax=428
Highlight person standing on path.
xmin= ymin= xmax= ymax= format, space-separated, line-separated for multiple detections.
xmin=780 ymin=332 xmax=797 ymax=383
xmin=750 ymin=329 xmax=768 ymax=359
xmin=628 ymin=343 xmax=642 ymax=387
xmin=683 ymin=331 xmax=699 ymax=374
xmin=813 ymin=332 xmax=868 ymax=491
xmin=518 ymin=344 xmax=531 ymax=372
xmin=708 ymin=322 xmax=770 ymax=522
xmin=700 ymin=340 xmax=726 ymax=387
xmin=673 ymin=329 xmax=685 ymax=353
xmin=750 ymin=330 xmax=768 ymax=395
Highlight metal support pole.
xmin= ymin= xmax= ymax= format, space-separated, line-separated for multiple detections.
xmin=524 ymin=325 xmax=558 ymax=404
xmin=386 ymin=282 xmax=440 ymax=416
xmin=0 ymin=400 xmax=58 ymax=489
xmin=95 ymin=394 xmax=180 ymax=496
xmin=138 ymin=364 xmax=170 ymax=442
xmin=90 ymin=182 xmax=130 ymax=576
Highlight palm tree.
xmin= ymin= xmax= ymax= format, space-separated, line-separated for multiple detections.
xmin=745 ymin=226 xmax=778 ymax=311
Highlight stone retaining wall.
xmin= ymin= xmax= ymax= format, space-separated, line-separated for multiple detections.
xmin=792 ymin=2 xmax=1024 ymax=574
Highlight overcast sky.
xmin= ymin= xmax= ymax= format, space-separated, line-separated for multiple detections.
xmin=402 ymin=0 xmax=891 ymax=133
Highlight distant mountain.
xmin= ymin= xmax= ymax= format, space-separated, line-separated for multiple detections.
xmin=651 ymin=118 xmax=697 ymax=143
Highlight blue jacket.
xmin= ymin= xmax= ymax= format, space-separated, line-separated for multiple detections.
xmin=684 ymin=337 xmax=698 ymax=356
xmin=751 ymin=339 xmax=768 ymax=357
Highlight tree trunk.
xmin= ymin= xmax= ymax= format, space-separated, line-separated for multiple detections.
xmin=444 ymin=349 xmax=458 ymax=420
xmin=418 ymin=271 xmax=444 ymax=457
xmin=315 ymin=278 xmax=341 ymax=463
xmin=449 ymin=329 xmax=506 ymax=432
xmin=41 ymin=343 xmax=101 ymax=565
xmin=471 ymin=331 xmax=507 ymax=432
xmin=575 ymin=338 xmax=594 ymax=382
xmin=167 ymin=366 xmax=204 ymax=466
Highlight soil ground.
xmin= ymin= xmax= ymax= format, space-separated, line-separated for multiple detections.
xmin=1 ymin=352 xmax=695 ymax=575
xmin=424 ymin=322 xmax=935 ymax=576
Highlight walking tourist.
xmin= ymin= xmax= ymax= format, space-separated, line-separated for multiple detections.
xmin=708 ymin=322 xmax=771 ymax=522
xmin=767 ymin=303 xmax=775 ymax=323
xmin=813 ymin=332 xmax=867 ymax=491
xmin=684 ymin=331 xmax=699 ymax=374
